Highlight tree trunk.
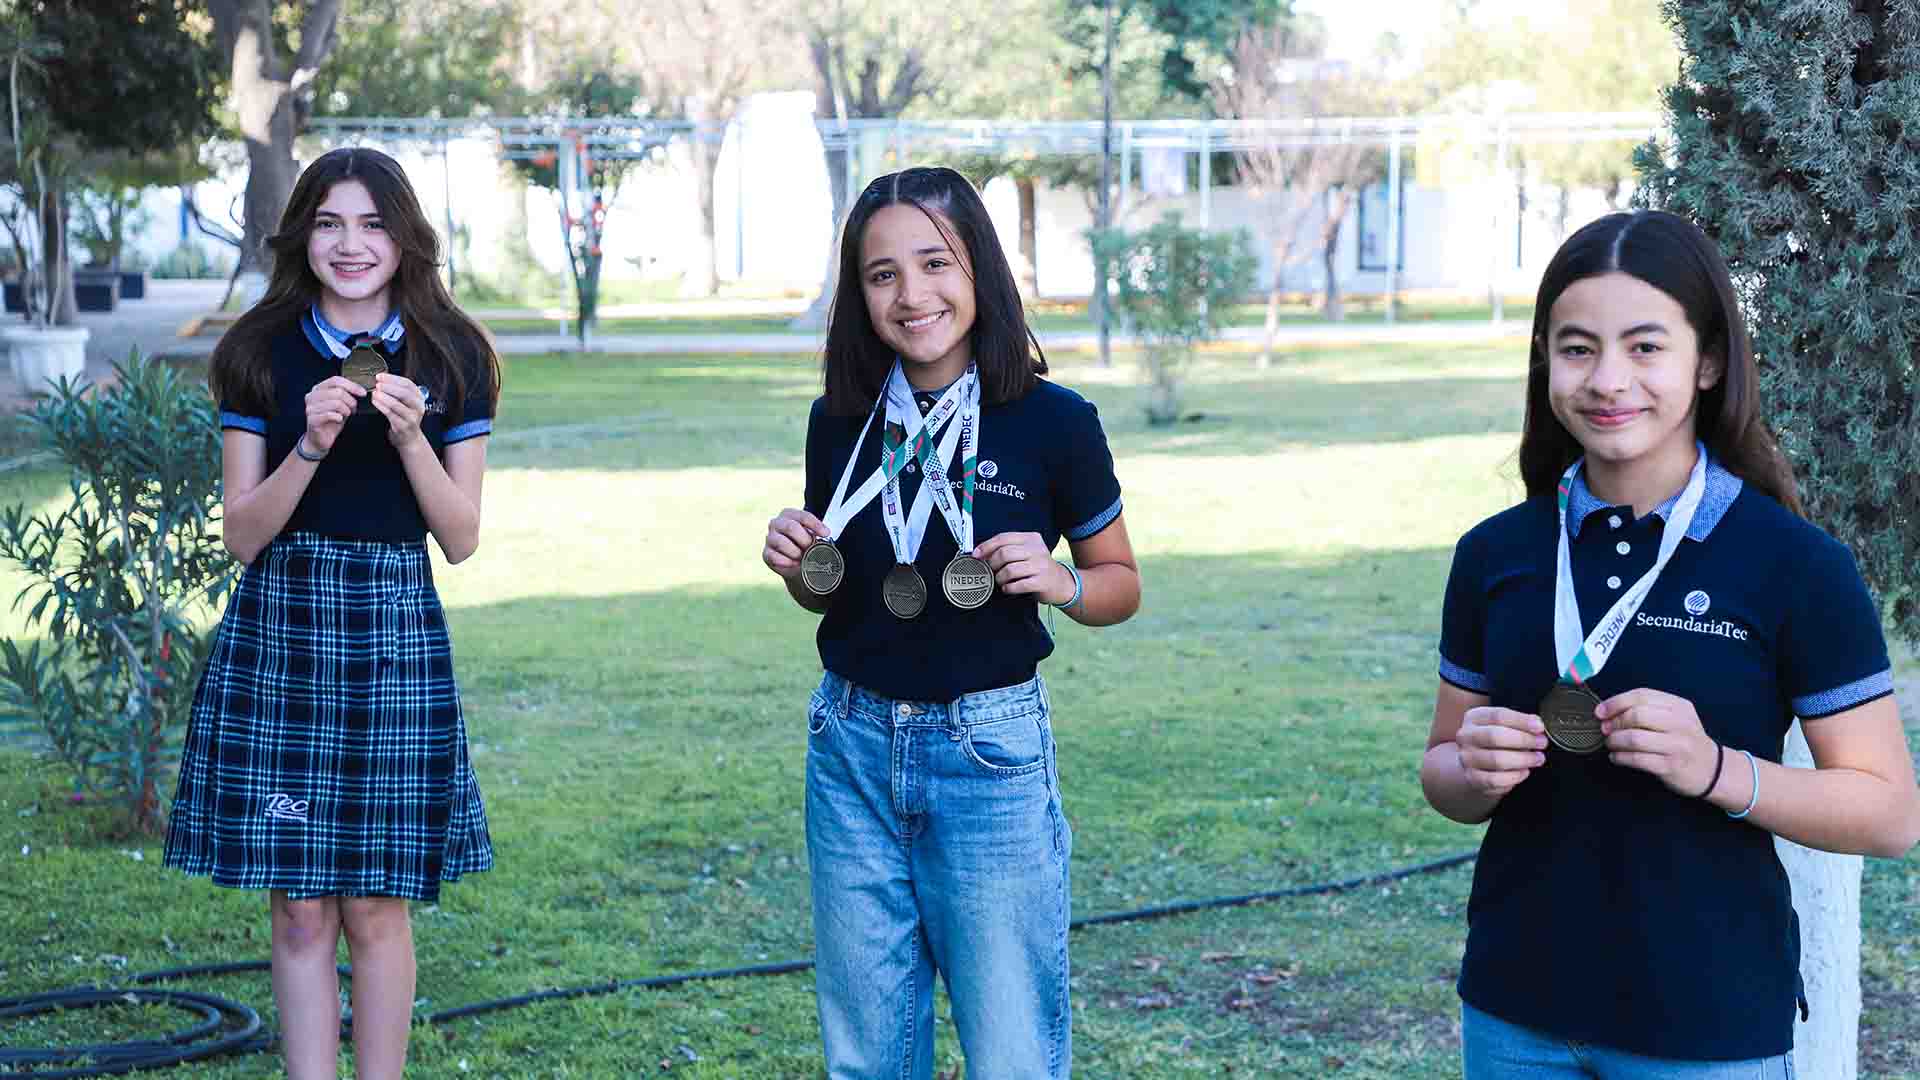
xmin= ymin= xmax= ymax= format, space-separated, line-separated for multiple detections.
xmin=1094 ymin=0 xmax=1115 ymax=367
xmin=1778 ymin=720 xmax=1861 ymax=1080
xmin=43 ymin=184 xmax=75 ymax=325
xmin=208 ymin=0 xmax=340 ymax=278
xmin=1259 ymin=282 xmax=1282 ymax=370
xmin=682 ymin=103 xmax=722 ymax=298
xmin=239 ymin=115 xmax=298 ymax=275
xmin=1016 ymin=176 xmax=1038 ymax=300
xmin=1320 ymin=189 xmax=1353 ymax=321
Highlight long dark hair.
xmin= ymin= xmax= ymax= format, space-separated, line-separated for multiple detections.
xmin=1518 ymin=210 xmax=1801 ymax=515
xmin=210 ymin=147 xmax=501 ymax=422
xmin=821 ymin=166 xmax=1044 ymax=415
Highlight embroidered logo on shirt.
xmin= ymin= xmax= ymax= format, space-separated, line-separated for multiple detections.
xmin=264 ymin=793 xmax=310 ymax=823
xmin=1635 ymin=596 xmax=1748 ymax=642
xmin=978 ymin=460 xmax=999 ymax=479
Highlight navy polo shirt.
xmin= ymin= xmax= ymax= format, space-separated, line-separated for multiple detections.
xmin=1437 ymin=452 xmax=1893 ymax=1061
xmin=219 ymin=311 xmax=494 ymax=546
xmin=803 ymin=378 xmax=1123 ymax=701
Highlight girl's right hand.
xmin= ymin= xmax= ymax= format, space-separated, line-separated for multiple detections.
xmin=1456 ymin=706 xmax=1549 ymax=801
xmin=763 ymin=508 xmax=828 ymax=580
xmin=303 ymin=375 xmax=366 ymax=455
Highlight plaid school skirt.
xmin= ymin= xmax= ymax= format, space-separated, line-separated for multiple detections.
xmin=163 ymin=532 xmax=493 ymax=902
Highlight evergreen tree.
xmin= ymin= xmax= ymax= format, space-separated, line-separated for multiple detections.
xmin=1637 ymin=0 xmax=1920 ymax=644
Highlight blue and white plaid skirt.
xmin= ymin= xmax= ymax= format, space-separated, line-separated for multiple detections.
xmin=164 ymin=532 xmax=493 ymax=901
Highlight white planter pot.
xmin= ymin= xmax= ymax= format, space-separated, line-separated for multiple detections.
xmin=2 ymin=324 xmax=90 ymax=391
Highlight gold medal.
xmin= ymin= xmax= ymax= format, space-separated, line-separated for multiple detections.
xmin=1539 ymin=682 xmax=1605 ymax=754
xmin=341 ymin=344 xmax=387 ymax=414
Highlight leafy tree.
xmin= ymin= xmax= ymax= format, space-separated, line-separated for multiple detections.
xmin=1216 ymin=15 xmax=1389 ymax=356
xmin=72 ymin=148 xmax=214 ymax=270
xmin=1413 ymin=0 xmax=1677 ymax=231
xmin=1636 ymin=0 xmax=1920 ymax=646
xmin=785 ymin=0 xmax=1033 ymax=324
xmin=1063 ymin=0 xmax=1285 ymax=362
xmin=1091 ymin=212 xmax=1255 ymax=422
xmin=309 ymin=0 xmax=523 ymax=118
xmin=203 ymin=0 xmax=343 ymax=276
xmin=1 ymin=0 xmax=218 ymax=321
xmin=505 ymin=69 xmax=653 ymax=346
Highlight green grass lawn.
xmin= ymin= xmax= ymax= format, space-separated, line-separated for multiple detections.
xmin=474 ymin=298 xmax=1535 ymax=339
xmin=0 ymin=344 xmax=1914 ymax=1078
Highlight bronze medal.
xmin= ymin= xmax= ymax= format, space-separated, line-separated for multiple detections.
xmin=1539 ymin=681 xmax=1605 ymax=754
xmin=341 ymin=344 xmax=387 ymax=413
xmin=882 ymin=563 xmax=927 ymax=619
xmin=799 ymin=539 xmax=845 ymax=596
xmin=941 ymin=554 xmax=995 ymax=610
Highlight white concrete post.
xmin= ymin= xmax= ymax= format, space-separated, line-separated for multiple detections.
xmin=1776 ymin=718 xmax=1861 ymax=1080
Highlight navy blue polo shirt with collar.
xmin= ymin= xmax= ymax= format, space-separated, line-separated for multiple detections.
xmin=219 ymin=307 xmax=494 ymax=545
xmin=803 ymin=378 xmax=1123 ymax=702
xmin=1436 ymin=447 xmax=1893 ymax=1061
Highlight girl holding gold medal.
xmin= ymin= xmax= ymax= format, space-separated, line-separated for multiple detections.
xmin=164 ymin=148 xmax=499 ymax=1080
xmin=1422 ymin=210 xmax=1920 ymax=1077
xmin=761 ymin=167 xmax=1140 ymax=1078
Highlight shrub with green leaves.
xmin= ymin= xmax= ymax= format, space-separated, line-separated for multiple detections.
xmin=0 ymin=354 xmax=236 ymax=835
xmin=1091 ymin=213 xmax=1257 ymax=424
xmin=1636 ymin=1 xmax=1919 ymax=644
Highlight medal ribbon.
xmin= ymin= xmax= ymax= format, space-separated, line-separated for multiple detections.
xmin=818 ymin=361 xmax=966 ymax=540
xmin=916 ymin=366 xmax=981 ymax=552
xmin=877 ymin=365 xmax=972 ymax=564
xmin=1552 ymin=446 xmax=1708 ymax=686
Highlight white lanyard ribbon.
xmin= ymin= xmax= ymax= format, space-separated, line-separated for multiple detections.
xmin=916 ymin=368 xmax=981 ymax=552
xmin=878 ymin=365 xmax=972 ymax=565
xmin=1552 ymin=447 xmax=1707 ymax=685
xmin=817 ymin=361 xmax=966 ymax=540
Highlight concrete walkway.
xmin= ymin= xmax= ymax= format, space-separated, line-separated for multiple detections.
xmin=0 ymin=278 xmax=1529 ymax=401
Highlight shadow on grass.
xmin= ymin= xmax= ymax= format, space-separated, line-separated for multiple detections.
xmin=7 ymin=541 xmax=1919 ymax=1075
xmin=484 ymin=348 xmax=1524 ymax=474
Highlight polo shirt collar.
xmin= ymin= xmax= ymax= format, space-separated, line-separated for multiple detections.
xmin=303 ymin=304 xmax=404 ymax=361
xmin=1566 ymin=441 xmax=1743 ymax=541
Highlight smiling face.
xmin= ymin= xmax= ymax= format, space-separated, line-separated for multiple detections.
xmin=1545 ymin=271 xmax=1723 ymax=483
xmin=307 ymin=179 xmax=397 ymax=328
xmin=858 ymin=203 xmax=978 ymax=389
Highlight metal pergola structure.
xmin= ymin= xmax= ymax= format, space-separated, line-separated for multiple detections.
xmin=307 ymin=111 xmax=1663 ymax=319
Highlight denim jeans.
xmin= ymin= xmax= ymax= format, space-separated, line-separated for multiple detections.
xmin=805 ymin=671 xmax=1073 ymax=1080
xmin=1463 ymin=1003 xmax=1795 ymax=1079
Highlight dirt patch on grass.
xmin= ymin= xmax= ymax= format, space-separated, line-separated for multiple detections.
xmin=1091 ymin=955 xmax=1459 ymax=1050
xmin=1861 ymin=976 xmax=1920 ymax=1076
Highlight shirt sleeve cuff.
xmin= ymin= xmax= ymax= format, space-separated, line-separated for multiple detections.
xmin=1064 ymin=496 xmax=1123 ymax=542
xmin=1439 ymin=656 xmax=1491 ymax=694
xmin=220 ymin=411 xmax=268 ymax=435
xmin=1793 ymin=669 xmax=1894 ymax=720
xmin=443 ymin=417 xmax=492 ymax=445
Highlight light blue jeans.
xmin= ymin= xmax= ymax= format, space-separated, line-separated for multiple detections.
xmin=1463 ymin=1003 xmax=1794 ymax=1079
xmin=805 ymin=671 xmax=1072 ymax=1080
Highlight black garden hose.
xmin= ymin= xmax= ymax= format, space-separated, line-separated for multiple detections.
xmin=0 ymin=851 xmax=1476 ymax=1077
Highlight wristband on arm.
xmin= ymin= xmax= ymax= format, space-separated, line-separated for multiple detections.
xmin=1049 ymin=560 xmax=1083 ymax=609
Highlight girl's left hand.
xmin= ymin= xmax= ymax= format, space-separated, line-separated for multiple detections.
xmin=371 ymin=372 xmax=428 ymax=448
xmin=1598 ymin=688 xmax=1720 ymax=797
xmin=974 ymin=531 xmax=1076 ymax=606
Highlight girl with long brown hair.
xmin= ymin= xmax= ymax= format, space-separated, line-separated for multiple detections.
xmin=164 ymin=147 xmax=501 ymax=1080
